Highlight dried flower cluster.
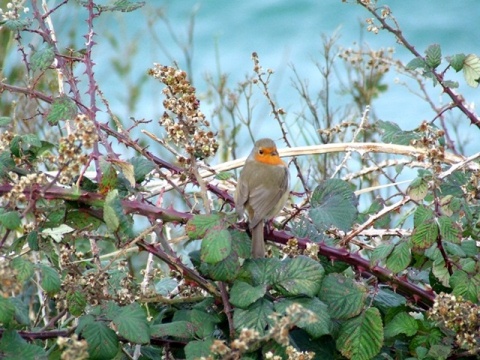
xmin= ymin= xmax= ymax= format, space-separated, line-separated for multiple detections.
xmin=45 ymin=114 xmax=97 ymax=184
xmin=339 ymin=47 xmax=394 ymax=74
xmin=1 ymin=171 xmax=47 ymax=205
xmin=58 ymin=245 xmax=136 ymax=307
xmin=0 ymin=0 xmax=29 ymax=22
xmin=209 ymin=304 xmax=316 ymax=359
xmin=428 ymin=292 xmax=479 ymax=352
xmin=0 ymin=257 xmax=23 ymax=296
xmin=148 ymin=64 xmax=218 ymax=163
xmin=57 ymin=334 xmax=89 ymax=360
xmin=412 ymin=121 xmax=446 ymax=173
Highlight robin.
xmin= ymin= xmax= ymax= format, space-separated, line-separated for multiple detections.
xmin=235 ymin=138 xmax=289 ymax=258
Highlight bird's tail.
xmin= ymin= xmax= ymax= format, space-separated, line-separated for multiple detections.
xmin=251 ymin=223 xmax=265 ymax=258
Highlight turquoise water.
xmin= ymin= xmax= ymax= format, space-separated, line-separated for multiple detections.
xmin=6 ymin=1 xmax=480 ymax=155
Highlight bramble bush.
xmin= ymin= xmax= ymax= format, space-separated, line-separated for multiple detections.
xmin=0 ymin=1 xmax=479 ymax=359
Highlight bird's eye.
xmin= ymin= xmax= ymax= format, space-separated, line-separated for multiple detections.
xmin=258 ymin=149 xmax=264 ymax=155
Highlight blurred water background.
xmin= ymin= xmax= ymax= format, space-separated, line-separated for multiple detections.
xmin=10 ymin=1 xmax=480 ymax=158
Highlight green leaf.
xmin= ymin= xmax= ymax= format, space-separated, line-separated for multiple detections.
xmin=442 ymin=80 xmax=459 ymax=89
xmin=384 ymin=312 xmax=418 ymax=338
xmin=413 ymin=205 xmax=435 ymax=227
xmin=449 ymin=270 xmax=479 ymax=302
xmin=438 ymin=216 xmax=460 ymax=243
xmin=406 ymin=57 xmax=426 ymax=71
xmin=372 ymin=288 xmax=406 ymax=313
xmin=39 ymin=265 xmax=61 ymax=295
xmin=186 ymin=214 xmax=223 ymax=239
xmin=112 ymin=302 xmax=150 ymax=344
xmin=81 ymin=321 xmax=119 ymax=360
xmin=215 ymin=171 xmax=233 ymax=180
xmin=275 ymin=297 xmax=332 ymax=338
xmin=370 ymin=243 xmax=394 ymax=265
xmin=99 ymin=162 xmax=119 ymax=194
xmin=310 ymin=179 xmax=358 ymax=235
xmin=27 ymin=231 xmax=39 ymax=251
xmin=0 ymin=116 xmax=12 ymax=126
xmin=447 ymin=53 xmax=466 ymax=71
xmin=377 ymin=120 xmax=420 ymax=145
xmin=94 ymin=0 xmax=146 ymax=12
xmin=150 ymin=321 xmax=196 ymax=340
xmin=200 ymin=227 xmax=232 ymax=264
xmin=428 ymin=344 xmax=452 ymax=359
xmin=411 ymin=221 xmax=438 ymax=250
xmin=230 ymin=228 xmax=251 ymax=259
xmin=67 ymin=290 xmax=87 ymax=317
xmin=407 ymin=177 xmax=429 ymax=201
xmin=30 ymin=45 xmax=55 ymax=72
xmin=233 ymin=298 xmax=275 ymax=335
xmin=386 ymin=241 xmax=411 ymax=273
xmin=463 ymin=54 xmax=480 ymax=88
xmin=0 ymin=297 xmax=15 ymax=325
xmin=271 ymin=256 xmax=324 ymax=297
xmin=184 ymin=339 xmax=214 ymax=360
xmin=200 ymin=249 xmax=241 ymax=281
xmin=230 ymin=281 xmax=267 ymax=308
xmin=104 ymin=189 xmax=121 ymax=231
xmin=3 ymin=18 xmax=32 ymax=31
xmin=66 ymin=210 xmax=103 ymax=230
xmin=12 ymin=257 xmax=34 ymax=283
xmin=425 ymin=44 xmax=442 ymax=69
xmin=432 ymin=259 xmax=450 ymax=287
xmin=45 ymin=95 xmax=78 ymax=125
xmin=336 ymin=307 xmax=383 ymax=360
xmin=130 ymin=156 xmax=155 ymax=183
xmin=244 ymin=258 xmax=281 ymax=285
xmin=318 ymin=274 xmax=367 ymax=320
xmin=0 ymin=329 xmax=47 ymax=359
xmin=173 ymin=309 xmax=220 ymax=339
xmin=0 ymin=211 xmax=21 ymax=230
xmin=0 ymin=151 xmax=15 ymax=178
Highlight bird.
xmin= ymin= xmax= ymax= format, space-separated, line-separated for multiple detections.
xmin=234 ymin=138 xmax=289 ymax=258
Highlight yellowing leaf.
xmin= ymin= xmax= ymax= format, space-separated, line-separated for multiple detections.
xmin=463 ymin=54 xmax=480 ymax=88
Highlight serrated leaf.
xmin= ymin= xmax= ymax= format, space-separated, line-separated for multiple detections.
xmin=184 ymin=339 xmax=214 ymax=360
xmin=370 ymin=243 xmax=394 ymax=265
xmin=386 ymin=241 xmax=411 ymax=273
xmin=271 ymin=256 xmax=324 ymax=297
xmin=99 ymin=161 xmax=118 ymax=195
xmin=384 ymin=312 xmax=418 ymax=338
xmin=112 ymin=302 xmax=150 ymax=344
xmin=442 ymin=80 xmax=459 ymax=88
xmin=377 ymin=120 xmax=420 ymax=145
xmin=230 ymin=281 xmax=267 ymax=308
xmin=0 ymin=210 xmax=21 ymax=230
xmin=230 ymin=228 xmax=251 ymax=259
xmin=104 ymin=190 xmax=121 ymax=231
xmin=31 ymin=45 xmax=55 ymax=72
xmin=0 ymin=116 xmax=12 ymax=126
xmin=151 ymin=321 xmax=196 ymax=340
xmin=200 ymin=249 xmax=241 ymax=281
xmin=0 ymin=297 xmax=15 ymax=325
xmin=66 ymin=210 xmax=103 ymax=230
xmin=244 ymin=258 xmax=281 ymax=285
xmin=3 ymin=18 xmax=32 ymax=31
xmin=0 ymin=329 xmax=47 ymax=359
xmin=438 ymin=216 xmax=460 ymax=243
xmin=407 ymin=177 xmax=429 ymax=201
xmin=81 ymin=321 xmax=119 ymax=360
xmin=432 ymin=259 xmax=450 ymax=287
xmin=67 ymin=290 xmax=87 ymax=317
xmin=12 ymin=257 xmax=34 ymax=283
xmin=413 ymin=205 xmax=434 ymax=227
xmin=173 ymin=309 xmax=220 ymax=339
xmin=215 ymin=171 xmax=233 ymax=180
xmin=0 ymin=151 xmax=15 ymax=178
xmin=130 ymin=156 xmax=155 ymax=183
xmin=372 ymin=288 xmax=406 ymax=313
xmin=200 ymin=227 xmax=232 ymax=264
xmin=45 ymin=95 xmax=77 ymax=125
xmin=275 ymin=297 xmax=332 ymax=338
xmin=39 ymin=265 xmax=61 ymax=295
xmin=448 ymin=53 xmax=466 ymax=72
xmin=310 ymin=179 xmax=358 ymax=236
xmin=186 ymin=214 xmax=223 ymax=239
xmin=95 ymin=0 xmax=145 ymax=12
xmin=41 ymin=224 xmax=74 ymax=243
xmin=27 ymin=230 xmax=39 ymax=251
xmin=463 ymin=54 xmax=480 ymax=88
xmin=337 ymin=307 xmax=383 ymax=360
xmin=233 ymin=298 xmax=275 ymax=335
xmin=406 ymin=57 xmax=426 ymax=71
xmin=425 ymin=44 xmax=441 ymax=69
xmin=411 ymin=221 xmax=438 ymax=250
xmin=449 ymin=270 xmax=479 ymax=302
xmin=318 ymin=274 xmax=367 ymax=319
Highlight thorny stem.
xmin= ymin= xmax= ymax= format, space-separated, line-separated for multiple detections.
xmin=358 ymin=1 xmax=480 ymax=128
